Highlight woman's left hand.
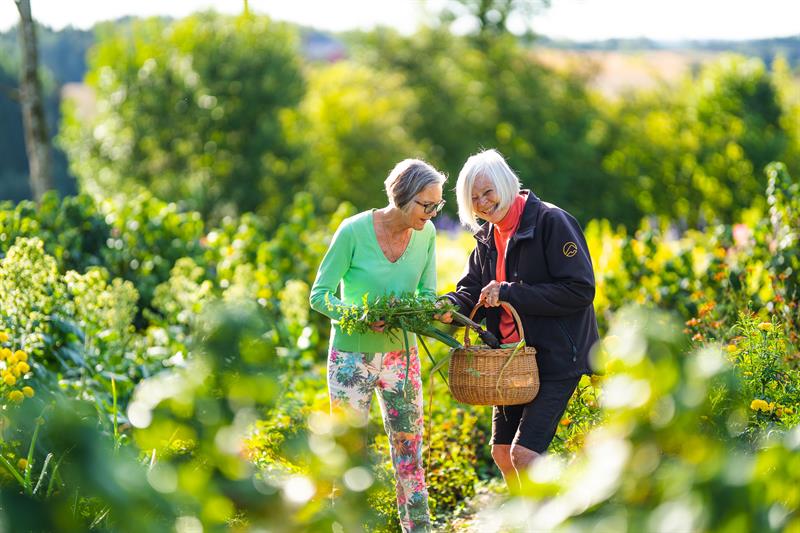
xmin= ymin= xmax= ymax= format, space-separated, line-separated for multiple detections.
xmin=479 ymin=280 xmax=503 ymax=307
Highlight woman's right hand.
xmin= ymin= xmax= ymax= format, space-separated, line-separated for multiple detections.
xmin=434 ymin=311 xmax=453 ymax=324
xmin=369 ymin=320 xmax=386 ymax=333
xmin=433 ymin=298 xmax=453 ymax=323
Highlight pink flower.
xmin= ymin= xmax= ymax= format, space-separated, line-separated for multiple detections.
xmin=733 ymin=223 xmax=752 ymax=248
xmin=397 ymin=458 xmax=421 ymax=477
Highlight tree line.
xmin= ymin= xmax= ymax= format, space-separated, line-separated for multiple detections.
xmin=2 ymin=8 xmax=799 ymax=229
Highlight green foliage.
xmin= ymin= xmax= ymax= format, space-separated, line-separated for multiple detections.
xmin=59 ymin=12 xmax=305 ymax=222
xmin=603 ymin=55 xmax=790 ymax=225
xmin=730 ymin=315 xmax=800 ymax=438
xmin=477 ymin=307 xmax=800 ymax=532
xmin=424 ymin=408 xmax=481 ymax=517
xmin=765 ymin=162 xmax=800 ymax=335
xmin=350 ymin=29 xmax=611 ymax=223
xmin=284 ymin=61 xmax=426 ymax=213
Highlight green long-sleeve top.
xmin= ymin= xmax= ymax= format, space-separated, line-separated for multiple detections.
xmin=309 ymin=210 xmax=437 ymax=353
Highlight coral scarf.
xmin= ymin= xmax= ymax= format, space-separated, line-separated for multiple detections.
xmin=493 ymin=194 xmax=527 ymax=343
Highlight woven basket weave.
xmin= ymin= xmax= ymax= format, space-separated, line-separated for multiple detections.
xmin=448 ymin=302 xmax=539 ymax=406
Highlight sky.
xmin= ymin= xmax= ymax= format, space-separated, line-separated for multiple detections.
xmin=1 ymin=0 xmax=799 ymax=42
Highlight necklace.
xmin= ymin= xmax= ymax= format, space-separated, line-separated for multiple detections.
xmin=375 ymin=212 xmax=411 ymax=263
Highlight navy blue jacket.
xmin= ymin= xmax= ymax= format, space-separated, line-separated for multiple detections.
xmin=446 ymin=191 xmax=599 ymax=380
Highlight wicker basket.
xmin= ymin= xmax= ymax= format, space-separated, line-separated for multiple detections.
xmin=448 ymin=302 xmax=539 ymax=406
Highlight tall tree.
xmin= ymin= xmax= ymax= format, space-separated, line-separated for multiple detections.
xmin=14 ymin=0 xmax=53 ymax=201
xmin=60 ymin=13 xmax=305 ymax=224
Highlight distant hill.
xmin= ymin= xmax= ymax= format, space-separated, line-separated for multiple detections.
xmin=535 ymin=34 xmax=800 ymax=67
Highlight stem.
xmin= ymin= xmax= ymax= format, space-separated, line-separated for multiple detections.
xmin=0 ymin=454 xmax=27 ymax=489
xmin=33 ymin=452 xmax=53 ymax=495
xmin=418 ymin=335 xmax=448 ymax=385
xmin=24 ymin=416 xmax=43 ymax=494
xmin=112 ymin=377 xmax=120 ymax=452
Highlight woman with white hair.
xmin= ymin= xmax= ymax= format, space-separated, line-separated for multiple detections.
xmin=310 ymin=159 xmax=447 ymax=532
xmin=440 ymin=148 xmax=599 ymax=491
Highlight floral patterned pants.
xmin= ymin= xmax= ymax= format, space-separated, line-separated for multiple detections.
xmin=328 ymin=346 xmax=431 ymax=533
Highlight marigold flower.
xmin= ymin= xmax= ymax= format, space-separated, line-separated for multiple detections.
xmin=22 ymin=386 xmax=34 ymax=398
xmin=14 ymin=350 xmax=27 ymax=362
xmin=3 ymin=374 xmax=16 ymax=386
xmin=560 ymin=418 xmax=572 ymax=426
xmin=5 ymin=353 xmax=16 ymax=365
xmin=0 ymin=332 xmax=8 ymax=343
xmin=17 ymin=458 xmax=27 ymax=470
xmin=0 ymin=348 xmax=9 ymax=360
xmin=692 ymin=333 xmax=704 ymax=342
xmin=8 ymin=390 xmax=23 ymax=403
xmin=16 ymin=362 xmax=29 ymax=375
xmin=698 ymin=302 xmax=716 ymax=316
xmin=726 ymin=344 xmax=738 ymax=353
xmin=750 ymin=399 xmax=769 ymax=412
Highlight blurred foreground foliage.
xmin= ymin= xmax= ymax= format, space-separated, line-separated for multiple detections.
xmin=0 ymin=162 xmax=798 ymax=530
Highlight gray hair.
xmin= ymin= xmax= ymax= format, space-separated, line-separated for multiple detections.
xmin=456 ymin=149 xmax=521 ymax=232
xmin=384 ymin=159 xmax=447 ymax=211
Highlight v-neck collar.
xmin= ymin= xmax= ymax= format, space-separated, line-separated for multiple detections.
xmin=369 ymin=210 xmax=416 ymax=264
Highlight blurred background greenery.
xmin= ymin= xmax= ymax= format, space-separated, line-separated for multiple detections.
xmin=1 ymin=0 xmax=800 ymax=531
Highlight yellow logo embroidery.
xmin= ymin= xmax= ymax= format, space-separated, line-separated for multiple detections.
xmin=563 ymin=242 xmax=578 ymax=257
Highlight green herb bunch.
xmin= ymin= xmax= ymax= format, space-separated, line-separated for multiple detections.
xmin=327 ymin=293 xmax=461 ymax=348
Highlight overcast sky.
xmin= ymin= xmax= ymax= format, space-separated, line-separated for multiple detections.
xmin=1 ymin=0 xmax=799 ymax=42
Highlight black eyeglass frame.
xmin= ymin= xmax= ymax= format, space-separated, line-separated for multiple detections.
xmin=414 ymin=199 xmax=446 ymax=215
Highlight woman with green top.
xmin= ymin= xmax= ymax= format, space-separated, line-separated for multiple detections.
xmin=310 ymin=159 xmax=446 ymax=533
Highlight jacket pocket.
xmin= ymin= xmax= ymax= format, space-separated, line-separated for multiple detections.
xmin=556 ymin=319 xmax=579 ymax=363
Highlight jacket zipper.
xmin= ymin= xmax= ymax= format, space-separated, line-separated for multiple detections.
xmin=557 ymin=320 xmax=578 ymax=363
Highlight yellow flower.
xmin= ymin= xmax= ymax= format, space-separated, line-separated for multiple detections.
xmin=16 ymin=362 xmax=30 ymax=375
xmin=5 ymin=353 xmax=16 ymax=365
xmin=726 ymin=344 xmax=738 ymax=354
xmin=0 ymin=348 xmax=10 ymax=360
xmin=17 ymin=458 xmax=27 ymax=471
xmin=15 ymin=350 xmax=27 ymax=362
xmin=750 ymin=399 xmax=769 ymax=412
xmin=3 ymin=374 xmax=16 ymax=387
xmin=22 ymin=386 xmax=34 ymax=398
xmin=8 ymin=390 xmax=23 ymax=403
xmin=757 ymin=322 xmax=773 ymax=331
xmin=0 ymin=332 xmax=8 ymax=343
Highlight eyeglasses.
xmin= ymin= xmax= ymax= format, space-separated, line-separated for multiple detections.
xmin=414 ymin=199 xmax=446 ymax=215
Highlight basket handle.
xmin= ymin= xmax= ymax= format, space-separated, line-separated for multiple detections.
xmin=464 ymin=300 xmax=525 ymax=347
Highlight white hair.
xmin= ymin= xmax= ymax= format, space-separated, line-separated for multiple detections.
xmin=455 ymin=149 xmax=521 ymax=232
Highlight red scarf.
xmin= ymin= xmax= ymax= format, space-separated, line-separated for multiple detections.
xmin=493 ymin=194 xmax=526 ymax=343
